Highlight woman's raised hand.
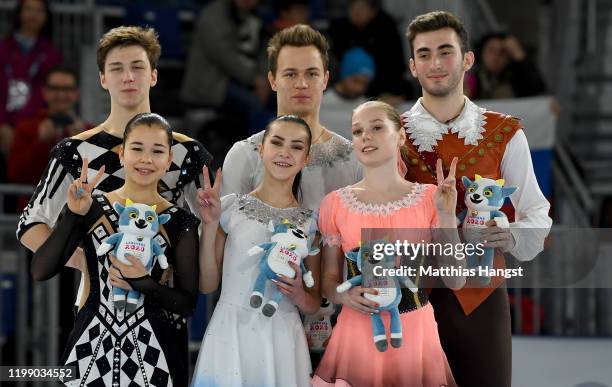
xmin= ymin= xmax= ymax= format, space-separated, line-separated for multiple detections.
xmin=197 ymin=166 xmax=222 ymax=225
xmin=434 ymin=157 xmax=458 ymax=216
xmin=67 ymin=158 xmax=105 ymax=215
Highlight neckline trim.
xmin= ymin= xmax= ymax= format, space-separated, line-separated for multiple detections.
xmin=401 ymin=97 xmax=487 ymax=152
xmin=337 ymin=183 xmax=428 ymax=215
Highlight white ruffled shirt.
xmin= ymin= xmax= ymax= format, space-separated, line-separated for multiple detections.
xmin=402 ymin=97 xmax=553 ymax=261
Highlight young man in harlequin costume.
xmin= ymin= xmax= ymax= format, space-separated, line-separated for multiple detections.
xmin=18 ymin=26 xmax=212 ymax=311
xmin=401 ymin=11 xmax=552 ymax=387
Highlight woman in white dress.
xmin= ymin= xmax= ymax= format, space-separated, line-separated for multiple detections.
xmin=221 ymin=128 xmax=361 ymax=212
xmin=192 ymin=115 xmax=321 ymax=387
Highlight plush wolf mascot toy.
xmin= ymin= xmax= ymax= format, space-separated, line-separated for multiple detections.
xmin=458 ymin=175 xmax=517 ymax=284
xmin=96 ymin=199 xmax=171 ymax=313
xmin=247 ymin=219 xmax=319 ymax=317
xmin=337 ymin=241 xmax=418 ymax=352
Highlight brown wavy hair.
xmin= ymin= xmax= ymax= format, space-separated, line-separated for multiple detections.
xmin=96 ymin=26 xmax=161 ymax=72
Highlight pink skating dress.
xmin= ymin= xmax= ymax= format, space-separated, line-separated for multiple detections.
xmin=312 ymin=183 xmax=456 ymax=387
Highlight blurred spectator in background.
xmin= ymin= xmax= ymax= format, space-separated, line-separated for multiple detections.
xmin=0 ymin=0 xmax=62 ymax=156
xmin=320 ymin=47 xmax=375 ymax=139
xmin=181 ymin=0 xmax=271 ymax=160
xmin=465 ymin=32 xmax=547 ymax=100
xmin=8 ymin=66 xmax=87 ymax=192
xmin=271 ymin=0 xmax=310 ymax=31
xmin=328 ymin=0 xmax=413 ymax=104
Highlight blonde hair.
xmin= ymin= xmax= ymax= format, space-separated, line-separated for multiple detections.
xmin=353 ymin=100 xmax=402 ymax=131
xmin=353 ymin=100 xmax=410 ymax=163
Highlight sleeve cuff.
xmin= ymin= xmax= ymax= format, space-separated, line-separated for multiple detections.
xmin=507 ymin=226 xmax=520 ymax=256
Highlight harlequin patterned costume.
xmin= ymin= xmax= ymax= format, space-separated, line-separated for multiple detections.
xmin=31 ymin=195 xmax=200 ymax=386
xmin=17 ymin=127 xmax=212 ymax=309
xmin=401 ymin=97 xmax=552 ymax=387
xmin=17 ymin=127 xmax=211 ymax=240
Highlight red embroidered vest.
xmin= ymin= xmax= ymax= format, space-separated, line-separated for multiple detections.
xmin=403 ymin=111 xmax=521 ymax=315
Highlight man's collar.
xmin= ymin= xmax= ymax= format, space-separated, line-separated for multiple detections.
xmin=401 ymin=96 xmax=487 ymax=152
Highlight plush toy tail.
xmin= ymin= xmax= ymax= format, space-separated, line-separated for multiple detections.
xmin=96 ymin=242 xmax=113 ymax=256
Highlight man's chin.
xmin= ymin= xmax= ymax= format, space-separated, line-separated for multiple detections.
xmin=289 ymin=101 xmax=316 ymax=113
xmin=117 ymin=94 xmax=145 ymax=106
xmin=423 ymin=86 xmax=453 ymax=98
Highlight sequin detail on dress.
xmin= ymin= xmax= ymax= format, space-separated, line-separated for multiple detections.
xmin=237 ymin=194 xmax=312 ymax=226
xmin=306 ymin=135 xmax=353 ymax=168
xmin=243 ymin=131 xmax=353 ymax=167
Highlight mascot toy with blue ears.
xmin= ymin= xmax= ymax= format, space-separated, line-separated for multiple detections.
xmin=458 ymin=175 xmax=518 ymax=284
xmin=247 ymin=219 xmax=319 ymax=317
xmin=336 ymin=240 xmax=418 ymax=352
xmin=96 ymin=199 xmax=171 ymax=313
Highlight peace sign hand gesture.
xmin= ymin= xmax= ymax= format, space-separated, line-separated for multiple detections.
xmin=196 ymin=166 xmax=223 ymax=225
xmin=434 ymin=157 xmax=458 ymax=216
xmin=67 ymin=158 xmax=105 ymax=215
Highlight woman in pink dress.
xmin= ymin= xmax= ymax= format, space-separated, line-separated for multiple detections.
xmin=312 ymin=101 xmax=464 ymax=387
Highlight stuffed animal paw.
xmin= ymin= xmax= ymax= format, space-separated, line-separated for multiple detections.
xmin=157 ymin=254 xmax=169 ymax=269
xmin=248 ymin=246 xmax=264 ymax=256
xmin=336 ymin=281 xmax=352 ymax=293
xmin=97 ymin=242 xmax=113 ymax=256
xmin=493 ymin=216 xmax=510 ymax=229
xmin=401 ymin=276 xmax=419 ymax=293
xmin=303 ymin=271 xmax=314 ymax=288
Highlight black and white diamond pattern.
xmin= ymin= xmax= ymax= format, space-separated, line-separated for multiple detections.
xmin=18 ymin=129 xmax=211 ymax=239
xmin=64 ymin=320 xmax=106 ymax=386
xmin=65 ymin=317 xmax=171 ymax=386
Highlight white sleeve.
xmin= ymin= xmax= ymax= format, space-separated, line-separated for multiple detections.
xmin=219 ymin=194 xmax=238 ymax=233
xmin=220 ymin=141 xmax=258 ymax=196
xmin=501 ymin=129 xmax=553 ymax=261
xmin=350 ymin=151 xmax=363 ymax=182
xmin=17 ymin=155 xmax=75 ymax=240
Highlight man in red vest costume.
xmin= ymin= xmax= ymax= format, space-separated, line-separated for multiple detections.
xmin=401 ymin=11 xmax=552 ymax=387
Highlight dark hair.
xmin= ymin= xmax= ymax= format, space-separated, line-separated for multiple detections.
xmin=267 ymin=24 xmax=329 ymax=76
xmin=96 ymin=26 xmax=161 ymax=72
xmin=275 ymin=0 xmax=309 ymax=13
xmin=261 ymin=115 xmax=312 ymax=201
xmin=123 ymin=112 xmax=172 ymax=148
xmin=44 ymin=65 xmax=78 ymax=86
xmin=348 ymin=0 xmax=382 ymax=10
xmin=406 ymin=11 xmax=469 ymax=57
xmin=12 ymin=0 xmax=53 ymax=38
xmin=475 ymin=32 xmax=508 ymax=60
